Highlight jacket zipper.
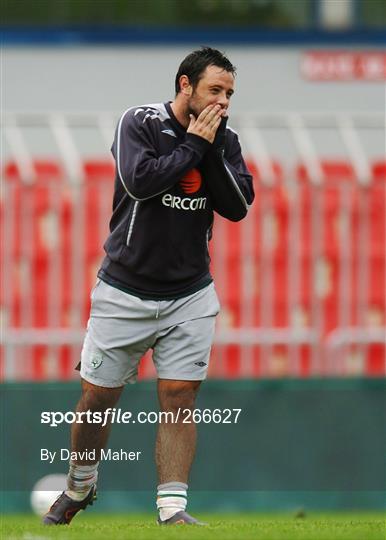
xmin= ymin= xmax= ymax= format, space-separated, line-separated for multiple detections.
xmin=126 ymin=201 xmax=139 ymax=246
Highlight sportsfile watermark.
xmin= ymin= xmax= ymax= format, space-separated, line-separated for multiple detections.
xmin=41 ymin=408 xmax=242 ymax=427
xmin=4 ymin=384 xmax=385 ymax=492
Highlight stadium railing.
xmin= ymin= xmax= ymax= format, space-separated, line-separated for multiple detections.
xmin=1 ymin=111 xmax=385 ymax=380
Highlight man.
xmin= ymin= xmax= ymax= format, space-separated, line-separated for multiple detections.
xmin=43 ymin=47 xmax=254 ymax=526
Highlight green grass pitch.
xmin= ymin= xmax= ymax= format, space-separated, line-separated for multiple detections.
xmin=1 ymin=512 xmax=385 ymax=540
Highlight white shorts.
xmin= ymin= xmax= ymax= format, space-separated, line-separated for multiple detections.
xmin=79 ymin=279 xmax=220 ymax=387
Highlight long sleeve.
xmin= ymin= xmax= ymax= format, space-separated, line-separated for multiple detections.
xmin=201 ymin=130 xmax=255 ymax=222
xmin=112 ymin=107 xmax=211 ymax=201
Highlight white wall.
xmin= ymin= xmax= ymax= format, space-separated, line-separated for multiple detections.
xmin=3 ymin=46 xmax=384 ymax=163
xmin=4 ymin=45 xmax=384 ymax=113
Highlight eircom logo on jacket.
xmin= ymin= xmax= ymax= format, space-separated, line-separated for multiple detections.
xmin=162 ymin=169 xmax=207 ymax=210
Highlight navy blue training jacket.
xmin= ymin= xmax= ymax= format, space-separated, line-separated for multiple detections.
xmin=98 ymin=101 xmax=254 ymax=300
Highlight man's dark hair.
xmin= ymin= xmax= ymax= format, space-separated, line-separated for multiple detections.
xmin=175 ymin=47 xmax=236 ymax=95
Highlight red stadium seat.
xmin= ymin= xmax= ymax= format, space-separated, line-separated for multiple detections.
xmin=3 ymin=160 xmax=71 ymax=321
xmin=245 ymin=159 xmax=284 ymax=185
xmin=4 ymin=160 xmax=63 ymax=181
xmin=83 ymin=159 xmax=114 ymax=258
xmin=371 ymin=160 xmax=386 ymax=182
xmin=368 ymin=163 xmax=385 ymax=257
xmin=296 ymin=160 xmax=360 ymax=256
xmin=2 ymin=156 xmax=384 ymax=381
xmin=83 ymin=160 xmax=115 ymax=180
xmin=297 ymin=160 xmax=355 ymax=183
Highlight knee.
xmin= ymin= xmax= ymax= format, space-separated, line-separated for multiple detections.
xmin=78 ymin=380 xmax=122 ymax=412
xmin=158 ymin=381 xmax=201 ymax=412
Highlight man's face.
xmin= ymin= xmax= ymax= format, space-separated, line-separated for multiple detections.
xmin=187 ymin=65 xmax=235 ymax=118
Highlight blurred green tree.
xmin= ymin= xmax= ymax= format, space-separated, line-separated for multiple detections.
xmin=1 ymin=0 xmax=383 ymax=28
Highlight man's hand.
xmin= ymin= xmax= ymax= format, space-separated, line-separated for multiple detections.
xmin=187 ymin=104 xmax=224 ymax=144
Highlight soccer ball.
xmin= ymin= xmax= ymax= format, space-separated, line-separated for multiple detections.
xmin=30 ymin=473 xmax=67 ymax=516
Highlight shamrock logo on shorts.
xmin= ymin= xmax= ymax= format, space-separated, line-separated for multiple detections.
xmin=90 ymin=351 xmax=103 ymax=369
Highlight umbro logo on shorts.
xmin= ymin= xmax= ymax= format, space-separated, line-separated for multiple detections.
xmin=194 ymin=361 xmax=207 ymax=367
